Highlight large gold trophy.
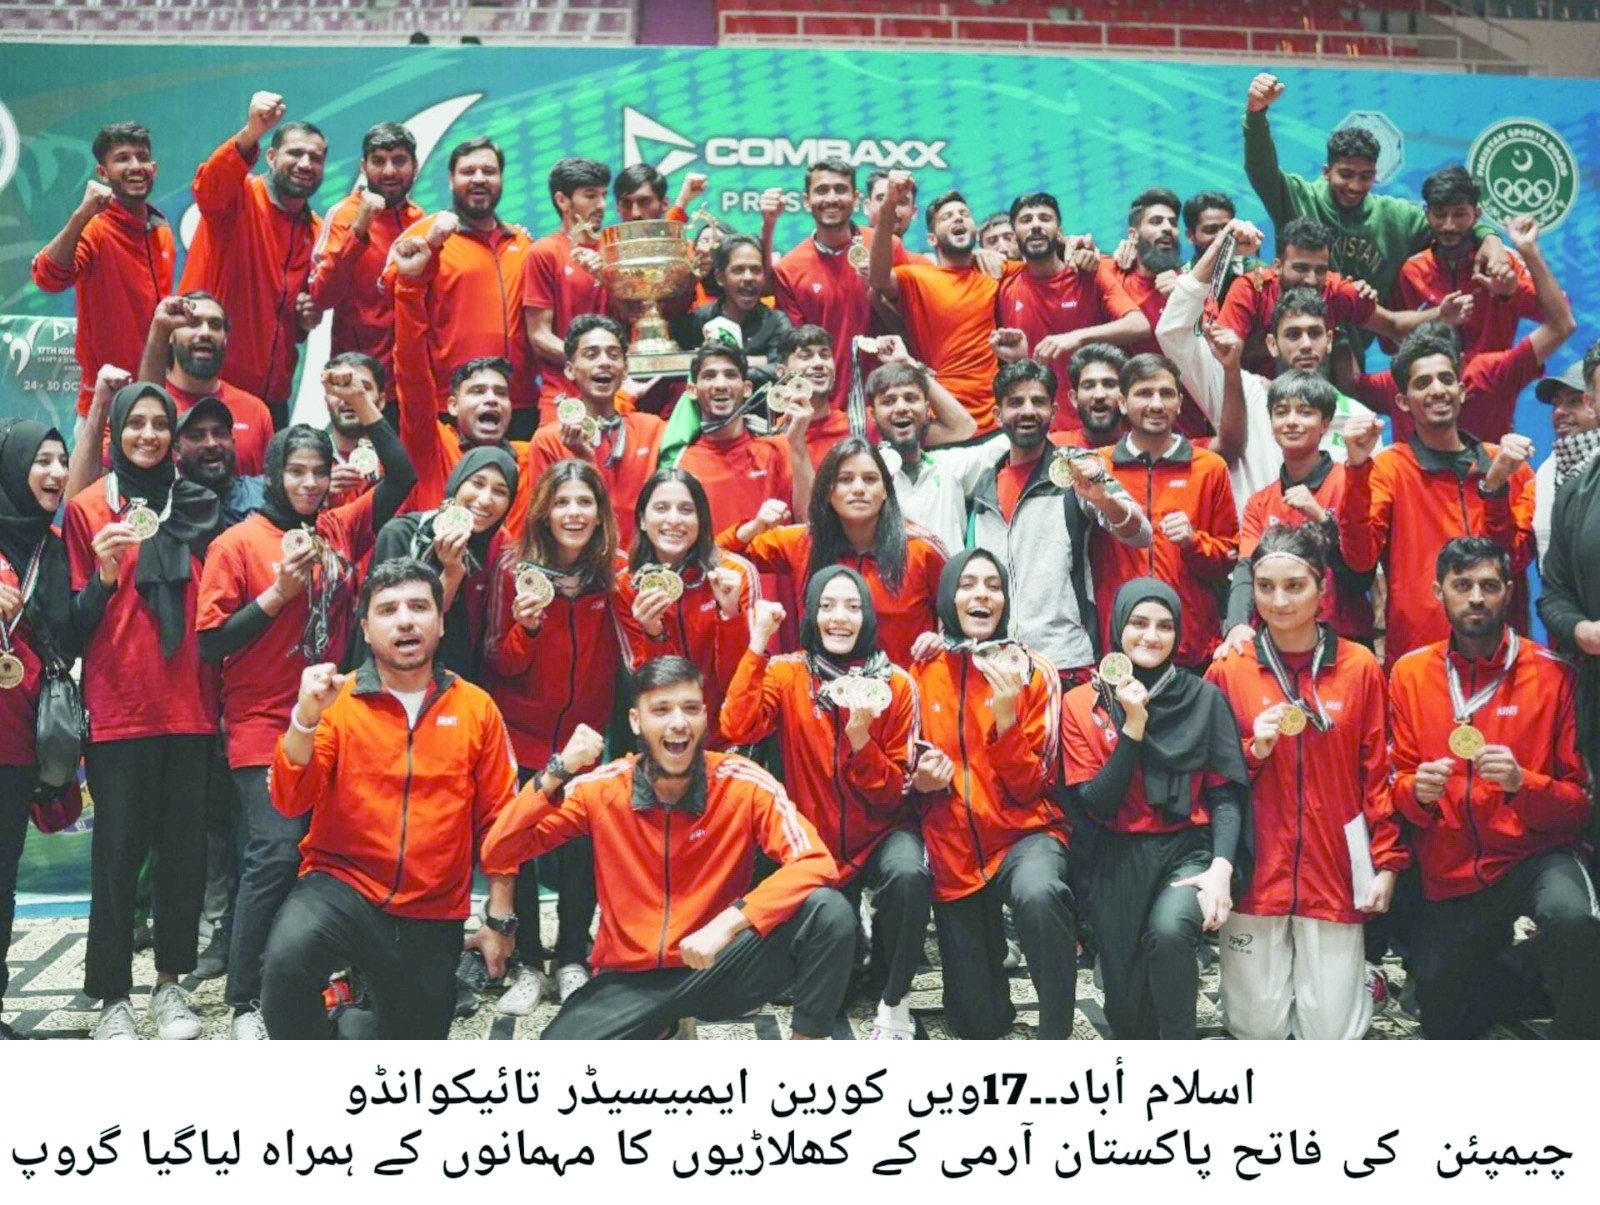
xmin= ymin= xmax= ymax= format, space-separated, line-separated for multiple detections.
xmin=599 ymin=218 xmax=697 ymax=374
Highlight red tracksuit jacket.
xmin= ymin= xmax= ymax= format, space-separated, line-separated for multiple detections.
xmin=1205 ymin=636 xmax=1408 ymax=924
xmin=1389 ymin=632 xmax=1589 ymax=902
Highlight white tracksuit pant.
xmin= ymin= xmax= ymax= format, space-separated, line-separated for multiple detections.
xmin=1218 ymin=911 xmax=1372 ymax=1040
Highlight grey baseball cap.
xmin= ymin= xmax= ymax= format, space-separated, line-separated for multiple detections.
xmin=1536 ymin=362 xmax=1588 ymax=404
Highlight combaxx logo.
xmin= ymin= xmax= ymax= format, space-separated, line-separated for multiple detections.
xmin=1467 ymin=117 xmax=1579 ymax=232
xmin=622 ymin=107 xmax=948 ymax=174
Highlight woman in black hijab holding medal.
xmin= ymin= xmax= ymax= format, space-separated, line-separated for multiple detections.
xmin=910 ymin=548 xmax=1077 ymax=1040
xmin=364 ymin=445 xmax=519 ymax=682
xmin=1059 ymin=576 xmax=1249 ymax=1039
xmin=0 ymin=419 xmax=88 ymax=1038
xmin=63 ymin=383 xmax=223 ymax=1040
xmin=194 ymin=368 xmax=413 ymax=1039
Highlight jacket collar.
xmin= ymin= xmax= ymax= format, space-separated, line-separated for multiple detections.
xmin=631 ymin=753 xmax=708 ymax=816
xmin=1113 ymin=432 xmax=1191 ymax=466
xmin=1279 ymin=451 xmax=1335 ymax=493
xmin=351 ymin=657 xmax=454 ymax=699
xmin=106 ymin=198 xmax=168 ymax=232
xmin=1445 ymin=627 xmax=1516 ymax=673
xmin=1407 ymin=432 xmax=1491 ymax=477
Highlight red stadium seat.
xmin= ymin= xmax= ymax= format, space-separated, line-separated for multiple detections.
xmin=955 ymin=19 xmax=1031 ymax=43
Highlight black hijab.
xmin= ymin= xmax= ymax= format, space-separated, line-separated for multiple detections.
xmin=259 ymin=424 xmax=334 ymax=533
xmin=799 ymin=565 xmax=890 ymax=687
xmin=1103 ymin=577 xmax=1248 ymax=817
xmin=410 ymin=446 xmax=520 ymax=569
xmin=0 ymin=419 xmax=72 ymax=655
xmin=109 ymin=383 xmax=221 ymax=658
xmin=936 ymin=547 xmax=1012 ymax=648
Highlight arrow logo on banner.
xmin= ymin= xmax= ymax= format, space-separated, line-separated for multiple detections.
xmin=623 ymin=106 xmax=699 ymax=175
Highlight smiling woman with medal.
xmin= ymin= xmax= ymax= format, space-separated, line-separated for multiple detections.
xmin=1389 ymin=538 xmax=1599 ymax=1039
xmin=194 ymin=375 xmax=415 ymax=1040
xmin=618 ymin=468 xmax=757 ymax=745
xmin=485 ymin=459 xmax=623 ymax=1015
xmin=1205 ymin=525 xmax=1406 ymax=1040
xmin=1059 ymin=577 xmax=1250 ymax=1039
xmin=363 ymin=446 xmax=519 ymax=683
xmin=909 ymin=548 xmax=1076 ymax=1040
xmin=63 ymin=383 xmax=224 ymax=1041
xmin=0 ymin=419 xmax=94 ymax=1038
xmin=721 ymin=565 xmax=923 ymax=1040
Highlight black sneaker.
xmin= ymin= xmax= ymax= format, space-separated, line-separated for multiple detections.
xmin=194 ymin=929 xmax=230 ymax=980
xmin=131 ymin=921 xmax=154 ymax=953
xmin=455 ymin=949 xmax=489 ymax=1019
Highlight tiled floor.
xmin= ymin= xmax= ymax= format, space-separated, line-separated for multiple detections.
xmin=3 ymin=917 xmax=1548 ymax=1039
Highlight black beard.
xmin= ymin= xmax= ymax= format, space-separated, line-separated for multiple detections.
xmin=174 ymin=344 xmax=223 ymax=379
xmin=453 ymin=190 xmax=500 ymax=221
xmin=272 ymin=168 xmax=318 ymax=201
xmin=1004 ymin=424 xmax=1048 ymax=452
xmin=1080 ymin=408 xmax=1122 ymax=436
xmin=936 ymin=232 xmax=974 ymax=258
xmin=1020 ymin=235 xmax=1060 ymax=263
xmin=1137 ymin=238 xmax=1182 ymax=275
xmin=181 ymin=458 xmax=233 ymax=492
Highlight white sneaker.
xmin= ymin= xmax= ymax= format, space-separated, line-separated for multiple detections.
xmin=556 ymin=962 xmax=590 ymax=1003
xmin=93 ymin=999 xmax=139 ymax=1040
xmin=668 ymin=1017 xmax=698 ymax=1040
xmin=230 ymin=1008 xmax=269 ymax=1040
xmin=869 ymin=998 xmax=915 ymax=1040
xmin=497 ymin=965 xmax=552 ymax=1016
xmin=151 ymin=983 xmax=201 ymax=1040
xmin=1002 ymin=939 xmax=1024 ymax=970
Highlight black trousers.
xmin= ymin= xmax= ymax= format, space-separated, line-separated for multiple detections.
xmin=227 ymin=765 xmax=310 ymax=1008
xmin=1086 ymin=825 xmax=1209 ymax=1040
xmin=202 ymin=745 xmax=239 ymax=941
xmin=933 ymin=832 xmax=1077 ymax=1039
xmin=83 ymin=735 xmax=210 ymax=1001
xmin=260 ymin=872 xmax=463 ymax=1039
xmin=511 ymin=766 xmax=596 ymax=970
xmin=840 ymin=827 xmax=932 ymax=1007
xmin=0 ymin=763 xmax=38 ymax=1003
xmin=1415 ymin=849 xmax=1600 ymax=1039
xmin=541 ymin=887 xmax=855 ymax=1039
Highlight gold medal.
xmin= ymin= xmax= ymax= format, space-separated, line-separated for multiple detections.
xmin=556 ymin=396 xmax=587 ymax=426
xmin=281 ymin=528 xmax=316 ymax=559
xmin=847 ymin=241 xmax=870 ymax=270
xmin=434 ymin=504 xmax=475 ymax=540
xmin=0 ymin=651 xmax=24 ymax=690
xmin=989 ymin=642 xmax=1032 ymax=682
xmin=1448 ymin=723 xmax=1486 ymax=760
xmin=1277 ymin=704 xmax=1308 ymax=736
xmin=857 ymin=677 xmax=893 ymax=715
xmin=348 ymin=441 xmax=380 ymax=477
xmin=515 ymin=567 xmax=555 ymax=609
xmin=1048 ymin=452 xmax=1087 ymax=490
xmin=581 ymin=415 xmax=603 ymax=446
xmin=125 ymin=504 xmax=159 ymax=542
xmin=636 ymin=566 xmax=685 ymax=603
xmin=1098 ymin=651 xmax=1133 ymax=685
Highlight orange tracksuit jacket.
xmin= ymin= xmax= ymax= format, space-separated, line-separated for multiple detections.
xmin=1205 ymin=637 xmax=1408 ymax=924
xmin=177 ymin=137 xmax=320 ymax=405
xmin=616 ymin=555 xmax=759 ymax=743
xmin=31 ymin=200 xmax=175 ymax=415
xmin=391 ymin=274 xmax=529 ymax=511
xmin=481 ymin=752 xmax=839 ymax=972
xmin=308 ymin=192 xmax=425 ymax=393
xmin=1389 ymin=633 xmax=1589 ymax=902
xmin=267 ymin=664 xmax=518 ymax=921
xmin=383 ymin=212 xmax=534 ymax=412
xmin=1092 ymin=437 xmax=1239 ymax=667
xmin=1337 ymin=437 xmax=1534 ymax=664
xmin=911 ymin=647 xmax=1067 ymax=903
xmin=720 ymin=649 xmax=918 ymax=878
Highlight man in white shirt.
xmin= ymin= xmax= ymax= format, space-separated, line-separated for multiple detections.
xmin=1158 ymin=219 xmax=1379 ymax=511
xmin=866 ymin=345 xmax=996 ymax=552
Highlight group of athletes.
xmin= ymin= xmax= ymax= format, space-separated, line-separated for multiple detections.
xmin=1 ymin=68 xmax=1597 ymax=1042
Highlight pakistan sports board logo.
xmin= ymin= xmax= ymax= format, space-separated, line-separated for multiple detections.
xmin=1467 ymin=117 xmax=1579 ymax=232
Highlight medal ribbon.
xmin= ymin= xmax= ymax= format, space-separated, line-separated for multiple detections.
xmin=0 ymin=543 xmax=44 ymax=654
xmin=105 ymin=475 xmax=175 ymax=528
xmin=1446 ymin=631 xmax=1519 ymax=725
xmin=1258 ymin=628 xmax=1333 ymax=733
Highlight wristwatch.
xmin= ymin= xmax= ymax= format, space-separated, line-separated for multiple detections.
xmin=481 ymin=909 xmax=519 ymax=937
xmin=544 ymin=752 xmax=572 ymax=784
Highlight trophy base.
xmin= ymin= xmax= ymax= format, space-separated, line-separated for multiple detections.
xmin=627 ymin=349 xmax=697 ymax=376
